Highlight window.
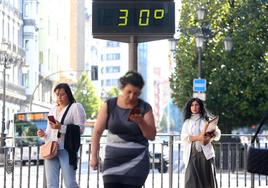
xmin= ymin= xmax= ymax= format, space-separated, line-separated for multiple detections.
xmin=24 ymin=3 xmax=29 ymax=17
xmin=91 ymin=65 xmax=98 ymax=80
xmin=47 ymin=49 xmax=50 ymax=69
xmin=105 ymin=66 xmax=120 ymax=73
xmin=106 ymin=53 xmax=120 ymax=61
xmin=106 ymin=41 xmax=120 ymax=47
xmin=24 ymin=40 xmax=29 ymax=50
xmin=105 ymin=79 xmax=118 ymax=87
xmin=22 ymin=73 xmax=29 ymax=88
xmin=48 ymin=19 xmax=50 ymax=35
xmin=39 ymin=51 xmax=43 ymax=64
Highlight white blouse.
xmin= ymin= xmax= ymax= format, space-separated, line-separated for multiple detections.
xmin=45 ymin=102 xmax=86 ymax=149
xmin=181 ymin=115 xmax=221 ymax=169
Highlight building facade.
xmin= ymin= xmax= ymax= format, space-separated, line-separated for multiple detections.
xmin=30 ymin=0 xmax=85 ymax=111
xmin=0 ymin=0 xmax=26 ymax=133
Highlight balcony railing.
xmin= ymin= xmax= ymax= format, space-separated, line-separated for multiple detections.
xmin=0 ymin=134 xmax=267 ymax=188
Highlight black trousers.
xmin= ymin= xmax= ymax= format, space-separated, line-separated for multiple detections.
xmin=104 ymin=183 xmax=142 ymax=188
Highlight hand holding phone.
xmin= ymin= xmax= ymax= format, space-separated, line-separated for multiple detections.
xmin=37 ymin=129 xmax=45 ymax=137
xmin=204 ymin=130 xmax=215 ymax=137
xmin=48 ymin=115 xmax=56 ymax=124
xmin=128 ymin=108 xmax=142 ymax=121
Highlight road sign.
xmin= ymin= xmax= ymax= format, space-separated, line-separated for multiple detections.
xmin=193 ymin=79 xmax=206 ymax=92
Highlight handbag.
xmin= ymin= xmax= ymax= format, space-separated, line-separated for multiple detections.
xmin=40 ymin=141 xmax=59 ymax=159
xmin=247 ymin=111 xmax=268 ymax=175
xmin=40 ymin=103 xmax=73 ymax=159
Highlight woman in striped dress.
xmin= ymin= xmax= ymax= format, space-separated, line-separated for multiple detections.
xmin=90 ymin=71 xmax=156 ymax=188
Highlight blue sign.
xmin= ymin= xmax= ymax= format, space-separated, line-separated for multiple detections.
xmin=193 ymin=79 xmax=206 ymax=92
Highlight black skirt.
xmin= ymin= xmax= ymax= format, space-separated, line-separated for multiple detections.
xmin=185 ymin=142 xmax=218 ymax=188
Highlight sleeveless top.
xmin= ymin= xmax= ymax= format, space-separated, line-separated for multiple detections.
xmin=102 ymin=98 xmax=152 ymax=186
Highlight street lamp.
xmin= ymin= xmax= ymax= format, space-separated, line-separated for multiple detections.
xmin=224 ymin=36 xmax=233 ymax=52
xmin=0 ymin=42 xmax=11 ymax=152
xmin=195 ymin=7 xmax=234 ymax=78
xmin=195 ymin=33 xmax=204 ymax=79
xmin=169 ymin=38 xmax=178 ymax=71
xmin=196 ymin=6 xmax=206 ymax=79
xmin=197 ymin=7 xmax=206 ymax=21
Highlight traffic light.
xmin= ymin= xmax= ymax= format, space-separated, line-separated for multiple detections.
xmin=91 ymin=65 xmax=98 ymax=80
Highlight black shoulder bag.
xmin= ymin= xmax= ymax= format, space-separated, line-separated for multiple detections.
xmin=247 ymin=111 xmax=268 ymax=175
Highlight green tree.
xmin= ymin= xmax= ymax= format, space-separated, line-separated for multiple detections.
xmin=170 ymin=0 xmax=268 ymax=133
xmin=106 ymin=87 xmax=120 ymax=98
xmin=159 ymin=113 xmax=168 ymax=132
xmin=74 ymin=72 xmax=101 ymax=119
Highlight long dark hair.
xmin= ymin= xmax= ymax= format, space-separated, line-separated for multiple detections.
xmin=54 ymin=83 xmax=76 ymax=104
xmin=183 ymin=98 xmax=207 ymax=121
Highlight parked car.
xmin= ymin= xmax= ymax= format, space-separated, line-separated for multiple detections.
xmin=149 ymin=151 xmax=169 ymax=173
xmin=149 ymin=138 xmax=169 ymax=173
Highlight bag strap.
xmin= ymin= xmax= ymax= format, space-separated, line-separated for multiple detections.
xmin=106 ymin=98 xmax=117 ymax=129
xmin=61 ymin=103 xmax=73 ymax=124
xmin=251 ymin=111 xmax=268 ymax=144
xmin=57 ymin=103 xmax=73 ymax=138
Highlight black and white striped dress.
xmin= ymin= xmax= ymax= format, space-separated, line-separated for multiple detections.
xmin=102 ymin=99 xmax=151 ymax=186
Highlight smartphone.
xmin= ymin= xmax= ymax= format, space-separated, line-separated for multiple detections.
xmin=128 ymin=108 xmax=142 ymax=121
xmin=48 ymin=115 xmax=56 ymax=123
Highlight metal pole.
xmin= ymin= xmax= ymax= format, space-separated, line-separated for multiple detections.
xmin=128 ymin=36 xmax=138 ymax=71
xmin=1 ymin=60 xmax=6 ymax=152
xmin=168 ymin=135 xmax=174 ymax=188
xmin=167 ymin=100 xmax=170 ymax=133
xmin=197 ymin=47 xmax=202 ymax=78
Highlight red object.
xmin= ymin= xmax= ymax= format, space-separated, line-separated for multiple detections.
xmin=48 ymin=115 xmax=56 ymax=123
xmin=128 ymin=108 xmax=142 ymax=121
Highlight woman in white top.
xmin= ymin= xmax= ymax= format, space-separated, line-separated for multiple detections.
xmin=181 ymin=98 xmax=221 ymax=188
xmin=37 ymin=83 xmax=86 ymax=188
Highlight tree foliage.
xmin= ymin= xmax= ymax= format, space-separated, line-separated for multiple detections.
xmin=106 ymin=87 xmax=120 ymax=98
xmin=74 ymin=72 xmax=101 ymax=119
xmin=170 ymin=0 xmax=268 ymax=133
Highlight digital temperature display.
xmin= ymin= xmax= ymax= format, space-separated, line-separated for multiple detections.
xmin=92 ymin=1 xmax=175 ymax=41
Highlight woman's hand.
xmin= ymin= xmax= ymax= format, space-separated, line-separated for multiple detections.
xmin=90 ymin=156 xmax=99 ymax=170
xmin=37 ymin=129 xmax=45 ymax=137
xmin=49 ymin=120 xmax=61 ymax=130
xmin=199 ymin=133 xmax=211 ymax=145
xmin=128 ymin=114 xmax=144 ymax=124
xmin=205 ymin=131 xmax=216 ymax=138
